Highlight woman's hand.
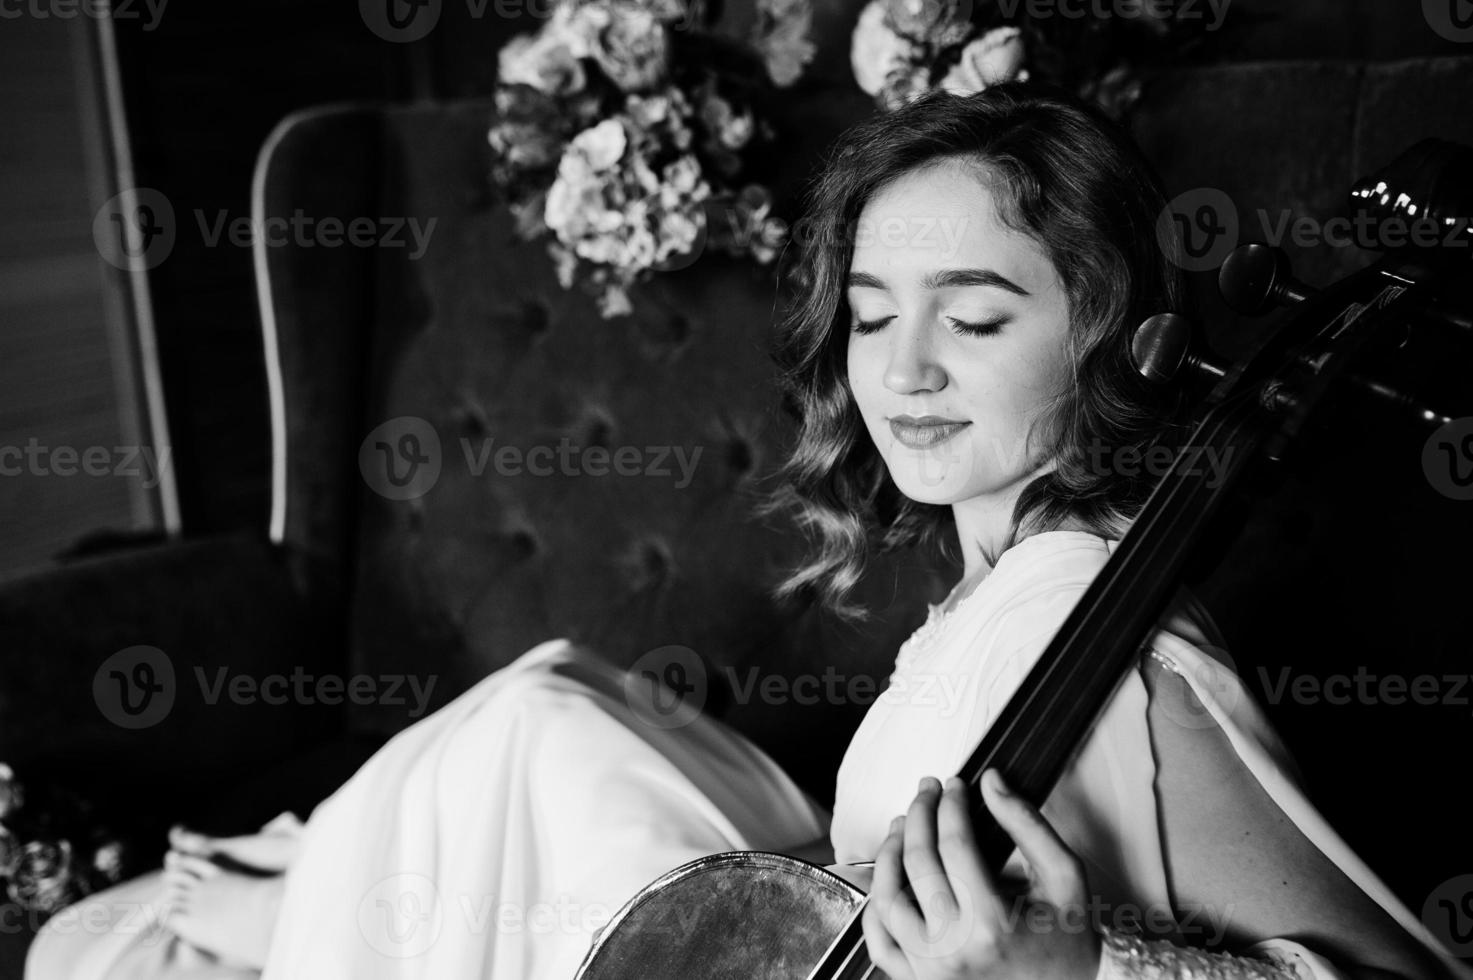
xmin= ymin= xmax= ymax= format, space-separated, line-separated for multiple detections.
xmin=861 ymin=769 xmax=1102 ymax=980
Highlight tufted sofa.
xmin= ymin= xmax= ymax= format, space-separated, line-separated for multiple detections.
xmin=3 ymin=58 xmax=1473 ymax=975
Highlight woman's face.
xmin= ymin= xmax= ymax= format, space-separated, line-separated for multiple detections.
xmin=845 ymin=158 xmax=1073 ymax=510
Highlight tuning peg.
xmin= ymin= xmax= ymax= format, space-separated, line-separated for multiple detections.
xmin=1131 ymin=313 xmax=1228 ymax=385
xmin=1218 ymin=243 xmax=1317 ymax=316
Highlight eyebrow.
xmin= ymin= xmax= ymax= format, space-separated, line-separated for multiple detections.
xmin=845 ymin=268 xmax=1032 ymax=296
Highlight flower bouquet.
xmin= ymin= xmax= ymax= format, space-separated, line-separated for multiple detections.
xmin=0 ymin=763 xmax=127 ymax=921
xmin=487 ymin=0 xmax=816 ymax=318
xmin=849 ymin=0 xmax=1220 ymax=118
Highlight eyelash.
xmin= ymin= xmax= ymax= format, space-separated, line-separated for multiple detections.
xmin=849 ymin=316 xmax=1007 ymax=338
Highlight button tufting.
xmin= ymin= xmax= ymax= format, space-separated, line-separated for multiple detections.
xmin=569 ymin=404 xmax=617 ymax=450
xmin=622 ymin=536 xmax=674 ymax=593
xmin=507 ymin=526 xmax=539 ymax=560
xmin=520 ymin=298 xmax=551 ymax=337
xmin=455 ymin=399 xmax=489 ymax=436
xmin=725 ymin=435 xmax=754 ymax=476
xmin=635 ymin=310 xmax=692 ymax=359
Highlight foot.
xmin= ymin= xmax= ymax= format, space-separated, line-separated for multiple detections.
xmin=160 ymin=851 xmax=285 ymax=970
xmin=168 ymin=811 xmax=304 ymax=874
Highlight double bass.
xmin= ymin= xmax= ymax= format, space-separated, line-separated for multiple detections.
xmin=574 ymin=139 xmax=1473 ymax=980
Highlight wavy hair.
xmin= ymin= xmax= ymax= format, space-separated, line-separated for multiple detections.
xmin=762 ymin=81 xmax=1190 ymax=621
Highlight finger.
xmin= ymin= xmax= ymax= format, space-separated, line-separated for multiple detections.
xmin=862 ymin=896 xmax=916 ymax=980
xmin=981 ymin=768 xmax=1088 ymax=908
xmin=935 ymin=775 xmax=1005 ymax=925
xmin=164 ymin=851 xmax=220 ymax=880
xmin=901 ymin=777 xmax=959 ymax=928
xmin=870 ymin=815 xmax=929 ymax=948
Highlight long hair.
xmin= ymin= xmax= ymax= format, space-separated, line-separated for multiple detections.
xmin=763 ymin=80 xmax=1189 ymax=621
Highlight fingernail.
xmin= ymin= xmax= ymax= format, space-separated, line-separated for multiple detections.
xmin=918 ymin=776 xmax=939 ymax=794
xmin=890 ymin=815 xmax=904 ymax=833
xmin=945 ymin=775 xmax=966 ymax=793
xmin=987 ymin=769 xmax=1010 ymax=795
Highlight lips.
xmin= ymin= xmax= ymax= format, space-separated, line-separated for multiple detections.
xmin=888 ymin=415 xmax=971 ymax=450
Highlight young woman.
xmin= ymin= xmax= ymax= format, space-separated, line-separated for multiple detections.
xmin=27 ymin=82 xmax=1467 ymax=980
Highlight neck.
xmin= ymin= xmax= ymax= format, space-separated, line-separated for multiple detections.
xmin=950 ymin=458 xmax=1059 ymax=579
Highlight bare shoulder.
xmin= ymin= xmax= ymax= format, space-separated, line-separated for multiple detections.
xmin=1137 ymin=656 xmax=1448 ymax=980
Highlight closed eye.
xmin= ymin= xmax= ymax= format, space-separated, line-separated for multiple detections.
xmin=848 ymin=316 xmax=1008 ymax=337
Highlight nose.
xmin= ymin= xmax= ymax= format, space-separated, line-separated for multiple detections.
xmin=883 ymin=320 xmax=947 ymax=395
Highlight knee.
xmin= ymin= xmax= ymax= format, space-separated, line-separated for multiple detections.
xmin=25 ymin=906 xmax=85 ymax=980
xmin=23 ymin=872 xmax=168 ymax=980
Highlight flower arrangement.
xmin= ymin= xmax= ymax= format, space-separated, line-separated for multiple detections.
xmin=849 ymin=0 xmax=1218 ymax=118
xmin=0 ymin=763 xmax=126 ymax=920
xmin=487 ymin=0 xmax=815 ymax=318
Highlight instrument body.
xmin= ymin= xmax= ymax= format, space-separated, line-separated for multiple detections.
xmin=576 ymin=852 xmax=863 ymax=979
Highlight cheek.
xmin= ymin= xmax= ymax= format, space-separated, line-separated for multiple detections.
xmin=845 ymin=339 xmax=882 ymax=417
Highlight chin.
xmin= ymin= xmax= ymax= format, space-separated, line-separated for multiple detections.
xmin=882 ymin=448 xmax=987 ymax=506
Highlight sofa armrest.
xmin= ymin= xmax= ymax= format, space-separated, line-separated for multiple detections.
xmin=0 ymin=530 xmax=347 ymax=825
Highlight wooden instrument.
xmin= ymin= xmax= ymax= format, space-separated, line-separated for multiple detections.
xmin=574 ymin=140 xmax=1473 ymax=980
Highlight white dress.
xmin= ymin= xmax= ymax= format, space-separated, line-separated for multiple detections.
xmin=27 ymin=530 xmax=1468 ymax=980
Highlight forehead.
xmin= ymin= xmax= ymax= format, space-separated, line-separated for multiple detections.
xmin=848 ymin=159 xmax=1054 ymax=291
